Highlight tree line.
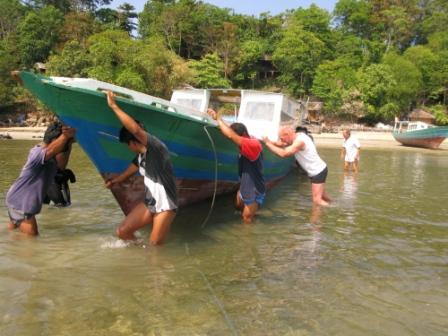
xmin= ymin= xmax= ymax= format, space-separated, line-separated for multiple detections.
xmin=1 ymin=0 xmax=447 ymax=124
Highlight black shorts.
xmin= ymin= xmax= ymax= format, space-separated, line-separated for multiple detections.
xmin=310 ymin=166 xmax=328 ymax=184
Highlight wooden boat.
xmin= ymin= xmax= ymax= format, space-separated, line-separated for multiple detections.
xmin=18 ymin=71 xmax=306 ymax=214
xmin=393 ymin=120 xmax=448 ymax=149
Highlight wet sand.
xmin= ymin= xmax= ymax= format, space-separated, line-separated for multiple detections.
xmin=1 ymin=127 xmax=447 ymax=150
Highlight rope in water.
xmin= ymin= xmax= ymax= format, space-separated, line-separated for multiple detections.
xmin=201 ymin=125 xmax=219 ymax=229
xmin=185 ymin=243 xmax=239 ymax=336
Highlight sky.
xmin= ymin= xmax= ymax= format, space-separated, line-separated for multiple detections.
xmin=110 ymin=0 xmax=337 ymax=15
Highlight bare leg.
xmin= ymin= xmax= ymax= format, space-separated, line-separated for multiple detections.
xmin=116 ymin=202 xmax=153 ymax=240
xmin=150 ymin=210 xmax=176 ymax=245
xmin=353 ymin=160 xmax=359 ymax=173
xmin=19 ymin=216 xmax=39 ymax=236
xmin=234 ymin=191 xmax=244 ymax=211
xmin=344 ymin=161 xmax=350 ymax=172
xmin=8 ymin=221 xmax=17 ymax=230
xmin=322 ymin=189 xmax=332 ymax=203
xmin=311 ymin=183 xmax=329 ymax=206
xmin=242 ymin=202 xmax=259 ymax=224
xmin=310 ymin=204 xmax=322 ymax=224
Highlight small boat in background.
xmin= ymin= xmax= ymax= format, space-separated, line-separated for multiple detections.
xmin=393 ymin=120 xmax=448 ymax=149
xmin=17 ymin=71 xmax=307 ymax=214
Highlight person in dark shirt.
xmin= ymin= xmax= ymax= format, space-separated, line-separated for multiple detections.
xmin=105 ymin=91 xmax=177 ymax=245
xmin=6 ymin=122 xmax=76 ymax=236
xmin=207 ymin=108 xmax=266 ymax=223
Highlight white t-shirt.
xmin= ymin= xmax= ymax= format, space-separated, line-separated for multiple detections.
xmin=343 ymin=136 xmax=361 ymax=162
xmin=293 ymin=133 xmax=327 ymax=177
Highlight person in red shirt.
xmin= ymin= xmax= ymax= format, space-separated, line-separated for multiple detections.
xmin=208 ymin=108 xmax=266 ymax=223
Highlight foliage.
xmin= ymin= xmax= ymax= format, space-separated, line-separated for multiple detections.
xmin=356 ymin=63 xmax=396 ymax=121
xmin=16 ymin=5 xmax=64 ymax=67
xmin=189 ymin=53 xmax=230 ymax=88
xmin=46 ymin=40 xmax=90 ymax=77
xmin=382 ymin=52 xmax=422 ymax=111
xmin=0 ymin=43 xmax=17 ymax=105
xmin=311 ymin=58 xmax=357 ymax=114
xmin=429 ymin=104 xmax=448 ymax=125
xmin=86 ymin=31 xmax=192 ymax=98
xmin=273 ymin=23 xmax=326 ymax=97
xmin=0 ymin=0 xmax=447 ymax=119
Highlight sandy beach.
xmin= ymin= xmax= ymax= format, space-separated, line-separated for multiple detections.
xmin=1 ymin=127 xmax=447 ymax=151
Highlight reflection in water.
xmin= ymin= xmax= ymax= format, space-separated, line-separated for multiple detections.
xmin=338 ymin=173 xmax=359 ymax=226
xmin=1 ymin=143 xmax=448 ymax=335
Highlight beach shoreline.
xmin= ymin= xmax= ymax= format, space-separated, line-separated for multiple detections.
xmin=1 ymin=127 xmax=447 ymax=151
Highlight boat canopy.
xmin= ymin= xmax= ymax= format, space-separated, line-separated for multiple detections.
xmin=171 ymin=89 xmax=306 ymax=140
xmin=394 ymin=120 xmax=433 ymax=133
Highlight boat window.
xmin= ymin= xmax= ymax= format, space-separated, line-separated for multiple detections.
xmin=244 ymin=102 xmax=275 ymax=121
xmin=175 ymin=98 xmax=202 ymax=111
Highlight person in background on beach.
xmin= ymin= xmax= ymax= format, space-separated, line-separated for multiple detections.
xmin=5 ymin=122 xmax=76 ymax=236
xmin=207 ymin=108 xmax=266 ymax=223
xmin=105 ymin=91 xmax=177 ymax=245
xmin=341 ymin=129 xmax=361 ymax=173
xmin=263 ymin=126 xmax=331 ymax=206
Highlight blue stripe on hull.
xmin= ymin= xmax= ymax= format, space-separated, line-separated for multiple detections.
xmin=61 ymin=116 xmax=291 ymax=182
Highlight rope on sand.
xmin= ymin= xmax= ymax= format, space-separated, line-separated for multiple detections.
xmin=185 ymin=243 xmax=239 ymax=336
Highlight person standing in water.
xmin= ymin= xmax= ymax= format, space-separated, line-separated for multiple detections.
xmin=341 ymin=129 xmax=361 ymax=173
xmin=263 ymin=126 xmax=331 ymax=206
xmin=5 ymin=122 xmax=76 ymax=236
xmin=105 ymin=91 xmax=177 ymax=245
xmin=207 ymin=108 xmax=266 ymax=223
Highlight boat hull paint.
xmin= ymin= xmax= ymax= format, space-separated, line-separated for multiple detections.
xmin=20 ymin=72 xmax=294 ymax=214
xmin=393 ymin=127 xmax=448 ymax=149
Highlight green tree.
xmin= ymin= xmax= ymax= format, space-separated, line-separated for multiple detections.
xmin=16 ymin=5 xmax=64 ymax=67
xmin=356 ymin=63 xmax=396 ymax=120
xmin=86 ymin=30 xmax=191 ymax=97
xmin=233 ymin=39 xmax=265 ymax=86
xmin=382 ymin=52 xmax=422 ymax=111
xmin=189 ymin=53 xmax=230 ymax=88
xmin=46 ymin=40 xmax=90 ymax=77
xmin=429 ymin=104 xmax=448 ymax=125
xmin=0 ymin=42 xmax=17 ymax=106
xmin=117 ymin=3 xmax=137 ymax=35
xmin=0 ymin=0 xmax=26 ymax=40
xmin=403 ymin=46 xmax=439 ymax=104
xmin=272 ymin=24 xmax=325 ymax=96
xmin=311 ymin=58 xmax=357 ymax=114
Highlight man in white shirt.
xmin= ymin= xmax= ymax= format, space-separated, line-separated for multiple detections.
xmin=263 ymin=126 xmax=331 ymax=206
xmin=341 ymin=129 xmax=361 ymax=173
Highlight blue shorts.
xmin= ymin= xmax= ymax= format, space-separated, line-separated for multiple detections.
xmin=239 ymin=191 xmax=265 ymax=206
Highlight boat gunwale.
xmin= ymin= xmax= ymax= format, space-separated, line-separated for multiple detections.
xmin=39 ymin=76 xmax=219 ymax=127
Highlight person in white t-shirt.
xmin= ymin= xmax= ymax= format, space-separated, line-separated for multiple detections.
xmin=263 ymin=126 xmax=331 ymax=206
xmin=341 ymin=129 xmax=361 ymax=173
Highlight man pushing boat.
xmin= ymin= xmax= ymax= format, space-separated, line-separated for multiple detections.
xmin=207 ymin=108 xmax=266 ymax=224
xmin=5 ymin=122 xmax=76 ymax=236
xmin=105 ymin=91 xmax=177 ymax=245
xmin=263 ymin=126 xmax=331 ymax=206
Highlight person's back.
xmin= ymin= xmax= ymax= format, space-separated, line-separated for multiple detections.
xmin=293 ymin=133 xmax=326 ymax=177
xmin=6 ymin=145 xmax=58 ymax=215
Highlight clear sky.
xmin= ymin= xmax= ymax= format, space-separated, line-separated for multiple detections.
xmin=111 ymin=0 xmax=337 ymax=15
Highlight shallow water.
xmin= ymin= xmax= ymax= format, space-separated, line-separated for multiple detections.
xmin=0 ymin=140 xmax=447 ymax=335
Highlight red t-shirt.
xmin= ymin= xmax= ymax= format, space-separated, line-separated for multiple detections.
xmin=240 ymin=137 xmax=262 ymax=161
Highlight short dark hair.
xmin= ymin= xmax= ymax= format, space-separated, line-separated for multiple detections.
xmin=119 ymin=119 xmax=145 ymax=144
xmin=230 ymin=122 xmax=249 ymax=137
xmin=43 ymin=121 xmax=63 ymax=144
